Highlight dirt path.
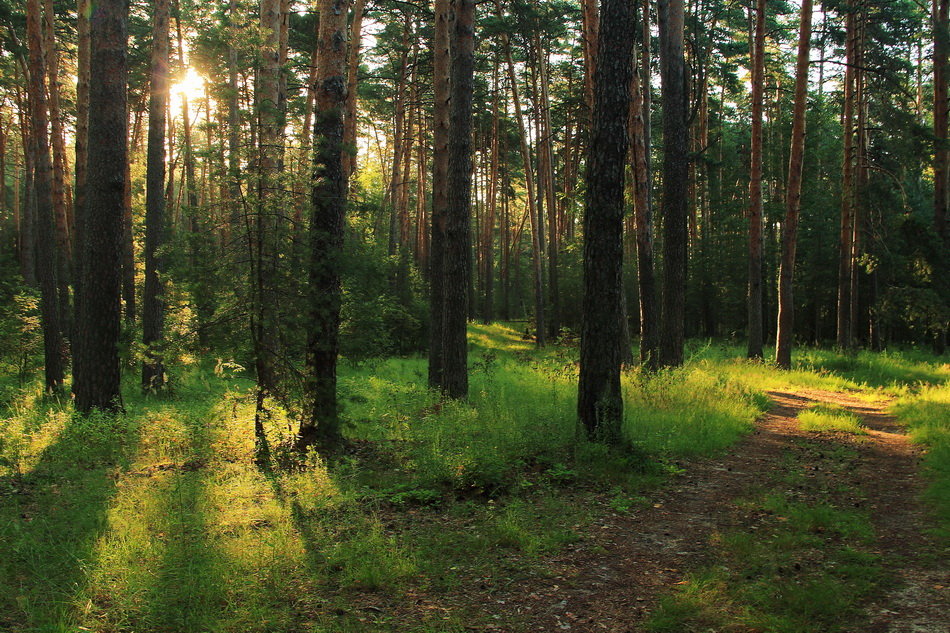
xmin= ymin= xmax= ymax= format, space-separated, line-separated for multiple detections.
xmin=479 ymin=389 xmax=949 ymax=632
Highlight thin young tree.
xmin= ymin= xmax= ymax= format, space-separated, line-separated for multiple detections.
xmin=73 ymin=0 xmax=128 ymax=412
xmin=747 ymin=0 xmax=766 ymax=359
xmin=658 ymin=0 xmax=688 ymax=367
xmin=775 ymin=0 xmax=813 ymax=369
xmin=299 ymin=0 xmax=353 ymax=450
xmin=578 ymin=0 xmax=634 ymax=441
xmin=142 ymin=0 xmax=170 ymax=391
xmin=26 ymin=0 xmax=65 ymax=391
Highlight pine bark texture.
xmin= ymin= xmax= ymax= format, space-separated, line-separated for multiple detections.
xmin=343 ymin=0 xmax=367 ymax=180
xmin=775 ymin=0 xmax=813 ymax=369
xmin=935 ymin=0 xmax=949 ymax=240
xmin=632 ymin=0 xmax=658 ymax=368
xmin=73 ymin=0 xmax=127 ymax=412
xmin=428 ymin=0 xmax=451 ymax=389
xmin=746 ymin=0 xmax=766 ymax=359
xmin=299 ymin=0 xmax=352 ymax=449
xmin=440 ymin=0 xmax=476 ymax=399
xmin=658 ymin=0 xmax=688 ymax=367
xmin=578 ymin=0 xmax=634 ymax=441
xmin=142 ymin=0 xmax=170 ymax=391
xmin=26 ymin=0 xmax=65 ymax=391
xmin=73 ymin=0 xmax=91 ymax=303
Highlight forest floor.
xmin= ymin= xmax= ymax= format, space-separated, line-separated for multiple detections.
xmin=0 ymin=327 xmax=947 ymax=633
xmin=439 ymin=388 xmax=950 ymax=632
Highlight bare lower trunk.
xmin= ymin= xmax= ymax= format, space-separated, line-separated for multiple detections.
xmin=658 ymin=0 xmax=688 ymax=367
xmin=746 ymin=0 xmax=766 ymax=359
xmin=775 ymin=0 xmax=813 ymax=369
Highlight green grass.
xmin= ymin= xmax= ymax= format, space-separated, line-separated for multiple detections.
xmin=891 ymin=381 xmax=950 ymax=545
xmin=799 ymin=404 xmax=867 ymax=434
xmin=1 ymin=325 xmax=943 ymax=632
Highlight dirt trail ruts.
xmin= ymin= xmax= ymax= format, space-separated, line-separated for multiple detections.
xmin=477 ymin=389 xmax=948 ymax=633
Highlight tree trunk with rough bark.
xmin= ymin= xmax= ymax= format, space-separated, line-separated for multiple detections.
xmin=142 ymin=0 xmax=170 ymax=391
xmin=27 ymin=0 xmax=65 ymax=391
xmin=73 ymin=0 xmax=127 ymax=413
xmin=747 ymin=0 xmax=766 ymax=359
xmin=935 ymin=0 xmax=949 ymax=241
xmin=578 ymin=0 xmax=633 ymax=442
xmin=439 ymin=0 xmax=475 ymax=399
xmin=299 ymin=0 xmax=352 ymax=450
xmin=632 ymin=0 xmax=658 ymax=369
xmin=775 ymin=0 xmax=813 ymax=369
xmin=658 ymin=0 xmax=688 ymax=367
xmin=428 ymin=0 xmax=451 ymax=389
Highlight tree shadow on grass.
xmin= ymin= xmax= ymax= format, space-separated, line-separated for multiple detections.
xmin=0 ymin=399 xmax=141 ymax=632
xmin=139 ymin=404 xmax=225 ymax=633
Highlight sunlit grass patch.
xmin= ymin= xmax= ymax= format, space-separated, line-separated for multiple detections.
xmin=796 ymin=348 xmax=949 ymax=390
xmin=892 ymin=382 xmax=950 ymax=543
xmin=622 ymin=367 xmax=765 ymax=456
xmin=799 ymin=403 xmax=867 ymax=435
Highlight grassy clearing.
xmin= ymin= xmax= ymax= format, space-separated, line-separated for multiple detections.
xmin=891 ymin=381 xmax=950 ymax=545
xmin=0 ymin=325 xmax=767 ymax=632
xmin=0 ymin=325 xmax=943 ymax=631
xmin=799 ymin=404 xmax=867 ymax=434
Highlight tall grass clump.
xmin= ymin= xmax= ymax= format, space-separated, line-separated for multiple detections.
xmin=799 ymin=404 xmax=866 ymax=434
xmin=891 ymin=381 xmax=950 ymax=543
xmin=622 ymin=367 xmax=766 ymax=456
xmin=341 ymin=346 xmax=578 ymax=491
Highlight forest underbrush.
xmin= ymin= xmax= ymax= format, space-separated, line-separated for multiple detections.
xmin=0 ymin=323 xmax=946 ymax=632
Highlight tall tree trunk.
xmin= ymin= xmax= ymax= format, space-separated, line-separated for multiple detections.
xmin=299 ymin=0 xmax=352 ymax=450
xmin=837 ymin=4 xmax=858 ymax=350
xmin=775 ymin=0 xmax=813 ymax=369
xmin=632 ymin=0 xmax=658 ymax=368
xmin=482 ymin=60 xmax=500 ymax=324
xmin=428 ymin=0 xmax=451 ymax=389
xmin=439 ymin=0 xmax=475 ymax=399
xmin=123 ymin=109 xmax=141 ymax=326
xmin=581 ymin=0 xmax=599 ymax=124
xmin=142 ymin=0 xmax=170 ymax=391
xmin=226 ymin=0 xmax=242 ymax=235
xmin=746 ymin=0 xmax=766 ymax=359
xmin=26 ymin=0 xmax=65 ymax=391
xmin=42 ymin=0 xmax=71 ymax=324
xmin=343 ymin=0 xmax=367 ymax=180
xmin=73 ymin=0 xmax=127 ymax=413
xmin=16 ymin=86 xmax=37 ymax=289
xmin=73 ymin=0 xmax=91 ymax=305
xmin=658 ymin=0 xmax=688 ymax=367
xmin=578 ymin=0 xmax=633 ymax=442
xmin=496 ymin=11 xmax=545 ymax=346
xmin=935 ymin=0 xmax=949 ymax=241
